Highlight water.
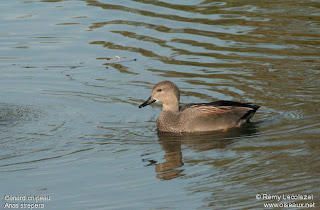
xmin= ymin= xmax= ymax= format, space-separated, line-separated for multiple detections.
xmin=1 ymin=0 xmax=319 ymax=209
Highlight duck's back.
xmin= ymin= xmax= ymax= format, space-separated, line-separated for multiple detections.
xmin=176 ymin=100 xmax=260 ymax=132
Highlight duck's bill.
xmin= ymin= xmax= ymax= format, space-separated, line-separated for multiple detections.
xmin=139 ymin=96 xmax=156 ymax=108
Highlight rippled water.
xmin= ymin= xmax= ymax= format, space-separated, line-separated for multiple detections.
xmin=1 ymin=0 xmax=319 ymax=209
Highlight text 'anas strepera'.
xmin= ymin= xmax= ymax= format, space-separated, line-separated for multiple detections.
xmin=139 ymin=81 xmax=260 ymax=133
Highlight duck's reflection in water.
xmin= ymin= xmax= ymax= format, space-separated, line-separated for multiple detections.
xmin=153 ymin=124 xmax=259 ymax=180
xmin=155 ymin=137 xmax=184 ymax=180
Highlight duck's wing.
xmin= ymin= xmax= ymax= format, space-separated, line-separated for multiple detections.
xmin=207 ymin=100 xmax=260 ymax=122
xmin=207 ymin=100 xmax=260 ymax=111
xmin=185 ymin=104 xmax=252 ymax=116
xmin=180 ymin=100 xmax=260 ymax=125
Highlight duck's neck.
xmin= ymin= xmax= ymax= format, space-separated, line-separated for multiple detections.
xmin=162 ymin=100 xmax=179 ymax=112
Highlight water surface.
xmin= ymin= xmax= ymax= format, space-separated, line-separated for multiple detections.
xmin=1 ymin=0 xmax=319 ymax=209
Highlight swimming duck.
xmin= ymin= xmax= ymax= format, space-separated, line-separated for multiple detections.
xmin=139 ymin=81 xmax=260 ymax=133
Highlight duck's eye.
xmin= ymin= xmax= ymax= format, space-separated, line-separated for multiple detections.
xmin=157 ymin=89 xmax=162 ymax=92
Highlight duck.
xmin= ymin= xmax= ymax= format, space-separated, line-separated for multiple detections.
xmin=139 ymin=81 xmax=260 ymax=133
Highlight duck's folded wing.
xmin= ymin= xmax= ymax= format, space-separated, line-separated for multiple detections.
xmin=182 ymin=104 xmax=254 ymax=129
xmin=187 ymin=105 xmax=252 ymax=118
xmin=179 ymin=102 xmax=260 ymax=131
xmin=180 ymin=101 xmax=260 ymax=121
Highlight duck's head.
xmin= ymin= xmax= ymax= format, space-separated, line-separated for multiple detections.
xmin=139 ymin=81 xmax=180 ymax=110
